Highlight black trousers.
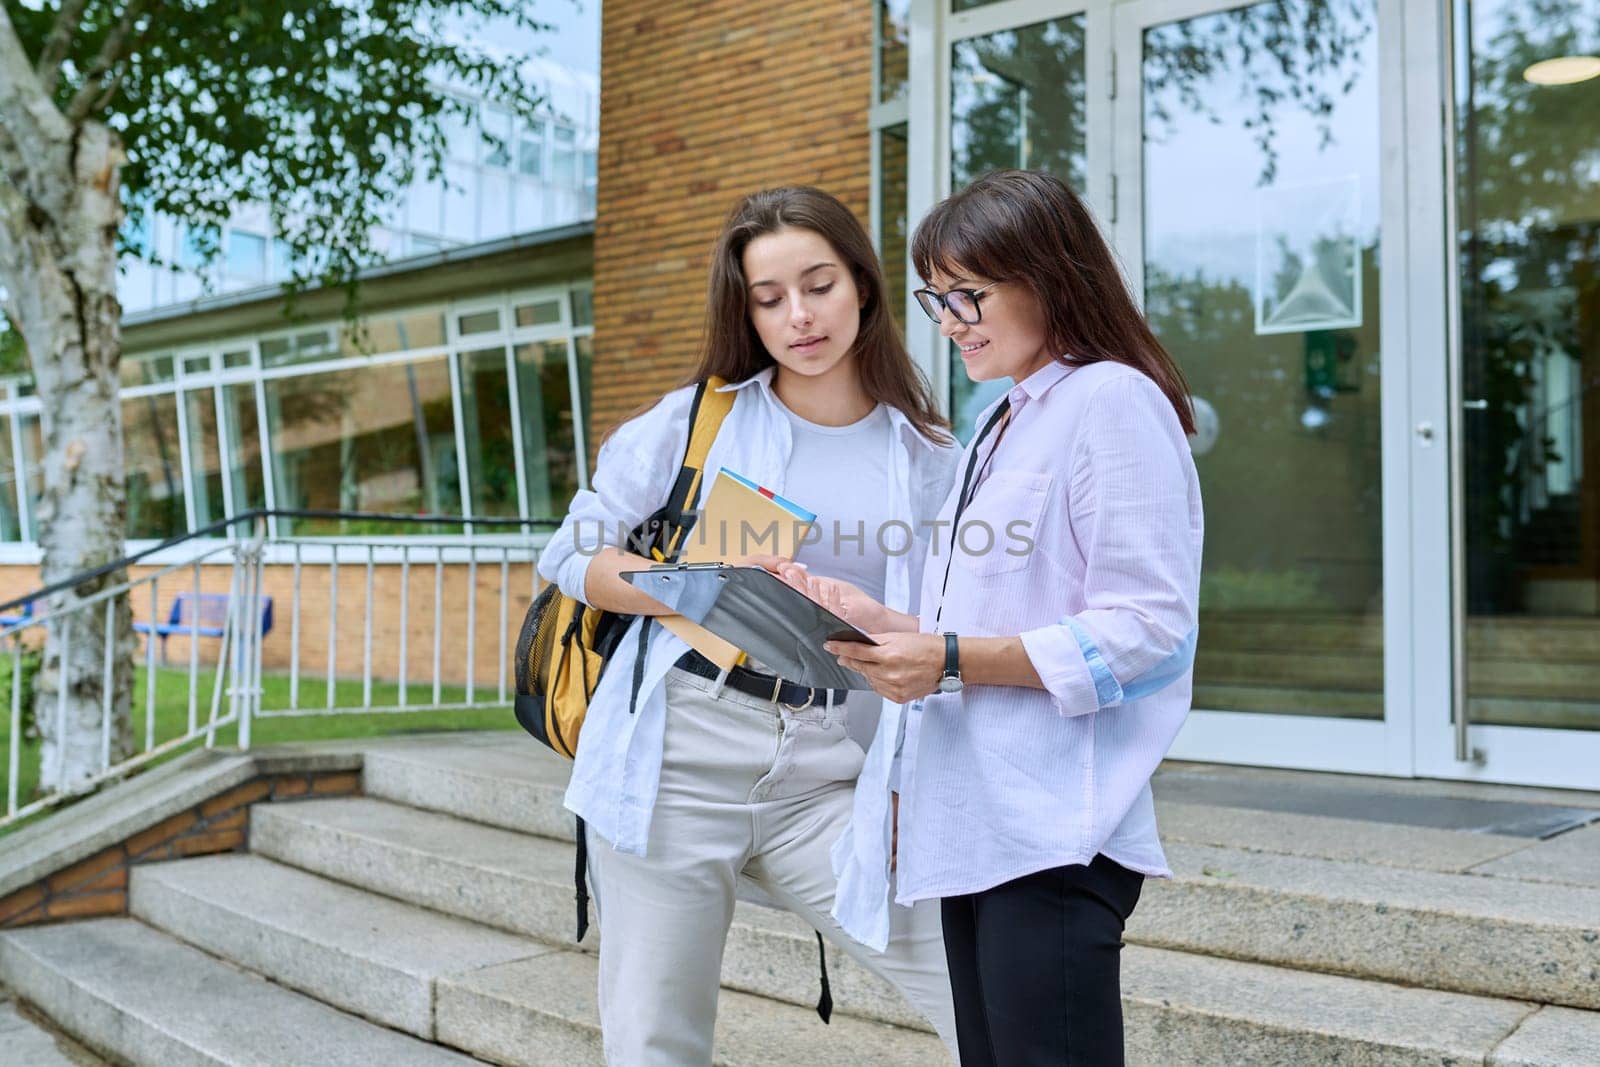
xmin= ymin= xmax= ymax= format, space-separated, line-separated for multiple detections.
xmin=940 ymin=855 xmax=1144 ymax=1067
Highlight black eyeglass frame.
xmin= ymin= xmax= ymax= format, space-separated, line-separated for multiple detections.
xmin=912 ymin=281 xmax=1001 ymax=325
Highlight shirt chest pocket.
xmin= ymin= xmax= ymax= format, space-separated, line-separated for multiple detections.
xmin=950 ymin=470 xmax=1052 ymax=577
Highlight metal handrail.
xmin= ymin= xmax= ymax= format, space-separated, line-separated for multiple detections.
xmin=2 ymin=508 xmax=562 ymax=827
xmin=0 ymin=508 xmax=563 ymax=616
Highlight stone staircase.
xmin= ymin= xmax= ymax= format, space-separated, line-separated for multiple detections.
xmin=2 ymin=733 xmax=1598 ymax=1064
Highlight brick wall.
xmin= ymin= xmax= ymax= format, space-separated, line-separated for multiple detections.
xmin=0 ymin=559 xmax=542 ymax=694
xmin=0 ymin=769 xmax=360 ymax=927
xmin=591 ymin=0 xmax=875 ymax=443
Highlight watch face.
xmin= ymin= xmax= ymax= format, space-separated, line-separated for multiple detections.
xmin=938 ymin=675 xmax=964 ymax=694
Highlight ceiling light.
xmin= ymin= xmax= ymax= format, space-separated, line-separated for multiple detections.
xmin=1523 ymin=56 xmax=1600 ymax=85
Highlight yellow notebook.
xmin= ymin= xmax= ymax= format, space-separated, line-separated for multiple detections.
xmin=659 ymin=470 xmax=815 ymax=669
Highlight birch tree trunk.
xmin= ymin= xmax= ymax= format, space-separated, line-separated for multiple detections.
xmin=0 ymin=15 xmax=135 ymax=794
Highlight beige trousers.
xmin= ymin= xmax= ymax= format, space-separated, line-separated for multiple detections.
xmin=587 ymin=666 xmax=958 ymax=1066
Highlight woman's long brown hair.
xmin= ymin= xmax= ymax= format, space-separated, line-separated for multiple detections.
xmin=911 ymin=169 xmax=1196 ymax=435
xmin=684 ymin=186 xmax=950 ymax=445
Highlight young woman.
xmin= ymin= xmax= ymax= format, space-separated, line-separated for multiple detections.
xmin=537 ymin=186 xmax=962 ymax=1064
xmin=778 ymin=169 xmax=1204 ymax=1066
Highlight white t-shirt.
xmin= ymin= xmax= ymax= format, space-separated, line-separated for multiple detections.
xmin=776 ymin=399 xmax=896 ymax=605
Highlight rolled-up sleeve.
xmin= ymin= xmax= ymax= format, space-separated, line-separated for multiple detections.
xmin=536 ymin=388 xmax=692 ymax=604
xmin=1019 ymin=375 xmax=1201 ymax=717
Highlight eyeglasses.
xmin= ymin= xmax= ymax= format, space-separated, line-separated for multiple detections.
xmin=913 ymin=282 xmax=1001 ymax=325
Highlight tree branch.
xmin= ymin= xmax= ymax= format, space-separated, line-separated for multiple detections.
xmin=64 ymin=0 xmax=149 ymax=125
xmin=35 ymin=0 xmax=91 ymax=99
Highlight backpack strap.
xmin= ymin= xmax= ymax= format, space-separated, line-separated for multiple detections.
xmin=627 ymin=376 xmax=736 ymax=717
xmin=657 ymin=376 xmax=735 ymax=562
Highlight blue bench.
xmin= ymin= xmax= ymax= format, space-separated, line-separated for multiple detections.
xmin=134 ymin=592 xmax=274 ymax=663
xmin=0 ymin=599 xmax=33 ymax=631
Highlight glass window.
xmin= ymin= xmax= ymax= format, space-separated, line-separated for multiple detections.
xmin=514 ymin=340 xmax=581 ymax=517
xmin=261 ymin=329 xmax=335 ymax=368
xmin=951 ymin=17 xmax=1087 ymax=189
xmin=1141 ymin=0 xmax=1383 ymax=719
xmin=225 ymin=230 xmax=267 ymax=281
xmin=19 ymin=414 xmax=42 ymax=541
xmin=408 ymin=174 xmax=444 ymax=237
xmin=179 ymin=224 xmax=217 ymax=270
xmin=514 ymin=299 xmax=562 ymax=328
xmin=459 ymin=347 xmax=521 ymax=518
xmin=263 ymin=358 xmax=461 ymax=535
xmin=482 ymin=105 xmax=513 ymax=168
xmin=120 ymin=355 xmax=175 ymax=388
xmin=223 ymin=350 xmax=251 ymax=369
xmin=458 ymin=309 xmax=502 ymax=336
xmin=571 ymin=288 xmax=594 ymax=328
xmin=183 ymin=388 xmax=225 ymax=528
xmin=877 ymin=1 xmax=910 ymax=104
xmin=0 ymin=415 xmax=23 ymax=542
xmin=342 ymin=310 xmax=447 ymax=355
xmin=443 ymin=162 xmax=476 ymax=239
xmin=182 ymin=355 xmax=212 ymax=376
xmin=518 ymin=138 xmax=544 ymax=177
xmin=123 ymin=392 xmax=187 ymax=539
xmin=552 ymin=126 xmax=578 ymax=185
xmin=949 ymin=15 xmax=1088 ymax=437
xmin=481 ymin=171 xmax=512 ymax=239
xmin=442 ymin=102 xmax=478 ymax=163
xmin=1455 ymin=0 xmax=1600 ymax=731
xmin=877 ymin=123 xmax=909 ymax=331
xmin=224 ymin=382 xmax=266 ymax=515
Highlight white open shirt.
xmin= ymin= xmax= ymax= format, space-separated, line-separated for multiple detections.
xmin=538 ymin=368 xmax=960 ymax=871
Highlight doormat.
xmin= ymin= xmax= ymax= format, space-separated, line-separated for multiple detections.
xmin=1152 ymin=771 xmax=1600 ymax=839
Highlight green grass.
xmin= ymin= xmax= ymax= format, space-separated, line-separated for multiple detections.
xmin=0 ymin=662 xmax=517 ymax=819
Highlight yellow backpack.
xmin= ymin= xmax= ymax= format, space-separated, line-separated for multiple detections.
xmin=513 ymin=377 xmax=734 ymax=757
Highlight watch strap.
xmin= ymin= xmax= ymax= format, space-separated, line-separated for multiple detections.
xmin=943 ymin=632 xmax=960 ymax=680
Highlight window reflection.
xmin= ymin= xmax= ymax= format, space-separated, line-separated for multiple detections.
xmin=1141 ymin=0 xmax=1384 ymax=719
xmin=224 ymin=383 xmax=266 ymax=516
xmin=877 ymin=1 xmax=910 ymax=105
xmin=949 ymin=15 xmax=1087 ymax=439
xmin=878 ymin=123 xmax=909 ymax=331
xmin=515 ymin=341 xmax=580 ymax=518
xmin=951 ymin=17 xmax=1086 ymax=190
xmin=264 ymin=358 xmax=461 ymax=535
xmin=460 ymin=347 xmax=521 ymax=518
xmin=124 ymin=393 xmax=187 ymax=539
xmin=0 ymin=416 xmax=21 ymax=542
xmin=1456 ymin=0 xmax=1600 ymax=730
xmin=183 ymin=388 xmax=225 ymax=528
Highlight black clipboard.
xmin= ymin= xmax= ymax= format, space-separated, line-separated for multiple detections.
xmin=622 ymin=563 xmax=877 ymax=690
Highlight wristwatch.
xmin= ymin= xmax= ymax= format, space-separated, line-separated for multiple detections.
xmin=938 ymin=632 xmax=964 ymax=694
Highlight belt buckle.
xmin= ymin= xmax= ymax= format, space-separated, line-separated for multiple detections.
xmin=780 ymin=685 xmax=816 ymax=712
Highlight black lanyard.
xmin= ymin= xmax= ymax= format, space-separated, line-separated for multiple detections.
xmin=933 ymin=397 xmax=1012 ymax=631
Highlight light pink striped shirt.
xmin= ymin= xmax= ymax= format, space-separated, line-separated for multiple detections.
xmin=832 ymin=358 xmax=1203 ymax=945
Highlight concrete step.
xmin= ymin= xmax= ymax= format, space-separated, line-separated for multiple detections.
xmin=128 ymin=853 xmax=548 ymax=1040
xmin=362 ymin=734 xmax=573 ymax=841
xmin=0 ymin=992 xmax=106 ymax=1066
xmin=1122 ymin=944 xmax=1537 ymax=1066
xmin=438 ymin=932 xmax=1560 ymax=1066
xmin=1133 ymin=841 xmax=1600 ymax=1010
xmin=436 ymin=948 xmax=947 ymax=1067
xmin=0 ymin=918 xmax=480 ymax=1066
xmin=249 ymin=795 xmax=928 ymax=1031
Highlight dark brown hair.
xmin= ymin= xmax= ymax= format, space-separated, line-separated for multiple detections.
xmin=911 ymin=170 xmax=1196 ymax=434
xmin=685 ymin=186 xmax=950 ymax=445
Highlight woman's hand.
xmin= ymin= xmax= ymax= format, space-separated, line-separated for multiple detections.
xmin=824 ymin=632 xmax=945 ymax=704
xmin=744 ymin=555 xmax=894 ymax=633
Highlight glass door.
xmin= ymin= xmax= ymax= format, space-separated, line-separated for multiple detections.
xmin=1413 ymin=0 xmax=1600 ymax=789
xmin=1112 ymin=0 xmax=1415 ymax=773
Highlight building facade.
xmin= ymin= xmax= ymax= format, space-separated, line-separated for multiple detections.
xmin=593 ymin=0 xmax=1599 ymax=793
xmin=2 ymin=1 xmax=1593 ymax=791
